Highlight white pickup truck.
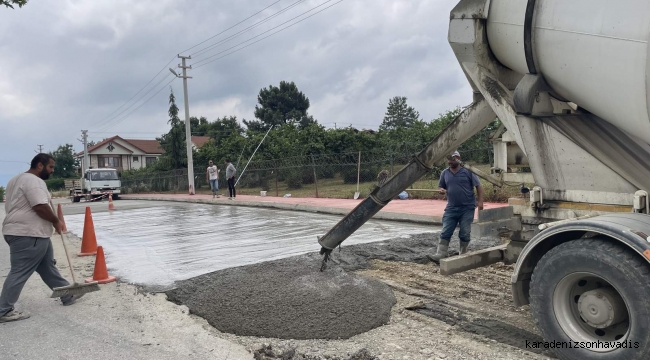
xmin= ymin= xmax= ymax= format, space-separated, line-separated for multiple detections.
xmin=66 ymin=168 xmax=122 ymax=203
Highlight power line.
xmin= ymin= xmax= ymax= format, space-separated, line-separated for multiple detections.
xmin=95 ymin=72 xmax=176 ymax=132
xmin=92 ymin=1 xmax=292 ymax=131
xmin=92 ymin=56 xmax=177 ymax=128
xmin=181 ymin=0 xmax=285 ymax=54
xmin=192 ymin=0 xmax=345 ymax=69
xmin=191 ymin=0 xmax=307 ymax=58
xmin=96 ymin=76 xmax=177 ymax=133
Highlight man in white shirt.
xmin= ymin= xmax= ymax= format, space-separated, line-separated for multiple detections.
xmin=206 ymin=160 xmax=219 ymax=198
xmin=0 ymin=154 xmax=80 ymax=323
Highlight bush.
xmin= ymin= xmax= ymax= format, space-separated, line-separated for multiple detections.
xmin=0 ymin=186 xmax=4 ymax=202
xmin=301 ymin=169 xmax=314 ymax=184
xmin=285 ymin=171 xmax=303 ymax=189
xmin=317 ymin=166 xmax=335 ymax=179
xmin=342 ymin=165 xmax=381 ymax=184
xmin=45 ymin=178 xmax=66 ymax=191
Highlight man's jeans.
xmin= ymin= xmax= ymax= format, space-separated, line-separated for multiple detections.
xmin=209 ymin=179 xmax=218 ymax=193
xmin=440 ymin=207 xmax=475 ymax=243
xmin=0 ymin=236 xmax=70 ymax=315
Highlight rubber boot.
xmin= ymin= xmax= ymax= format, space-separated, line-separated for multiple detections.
xmin=427 ymin=239 xmax=450 ymax=264
xmin=460 ymin=241 xmax=469 ymax=255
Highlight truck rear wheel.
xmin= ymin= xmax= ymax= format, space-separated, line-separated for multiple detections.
xmin=530 ymin=238 xmax=650 ymax=360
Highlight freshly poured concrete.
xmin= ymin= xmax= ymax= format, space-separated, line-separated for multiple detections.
xmin=64 ymin=202 xmax=438 ymax=288
xmin=167 ymin=255 xmax=396 ymax=340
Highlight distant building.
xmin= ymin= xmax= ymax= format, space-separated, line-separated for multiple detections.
xmin=75 ymin=135 xmax=211 ymax=172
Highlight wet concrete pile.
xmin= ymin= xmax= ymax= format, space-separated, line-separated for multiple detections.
xmin=166 ymin=255 xmax=396 ymax=340
xmin=308 ymin=232 xmax=497 ymax=272
xmin=166 ymin=232 xmax=499 ymax=341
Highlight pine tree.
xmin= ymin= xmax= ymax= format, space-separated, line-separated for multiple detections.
xmin=379 ymin=96 xmax=420 ymax=131
xmin=157 ymin=88 xmax=187 ymax=169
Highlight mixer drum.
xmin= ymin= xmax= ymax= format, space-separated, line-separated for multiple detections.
xmin=486 ymin=0 xmax=650 ymax=141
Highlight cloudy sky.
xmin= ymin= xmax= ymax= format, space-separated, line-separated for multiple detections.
xmin=0 ymin=0 xmax=472 ymax=186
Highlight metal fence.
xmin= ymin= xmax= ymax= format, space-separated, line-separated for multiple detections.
xmin=120 ymin=143 xmax=494 ymax=199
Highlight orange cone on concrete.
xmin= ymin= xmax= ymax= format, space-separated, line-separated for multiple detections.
xmin=57 ymin=203 xmax=69 ymax=233
xmin=85 ymin=246 xmax=116 ymax=284
xmin=108 ymin=193 xmax=115 ymax=211
xmin=78 ymin=207 xmax=98 ymax=257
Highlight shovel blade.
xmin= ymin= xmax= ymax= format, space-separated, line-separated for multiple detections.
xmin=353 ymin=192 xmax=360 ymax=200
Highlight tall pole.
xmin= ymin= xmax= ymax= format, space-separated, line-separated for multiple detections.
xmin=36 ymin=144 xmax=44 ymax=153
xmin=178 ymin=55 xmax=195 ymax=195
xmin=82 ymin=130 xmax=89 ymax=173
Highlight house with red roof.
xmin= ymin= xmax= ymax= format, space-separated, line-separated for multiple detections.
xmin=75 ymin=135 xmax=212 ymax=171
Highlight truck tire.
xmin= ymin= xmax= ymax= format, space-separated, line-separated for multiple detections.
xmin=112 ymin=194 xmax=119 ymax=200
xmin=530 ymin=238 xmax=650 ymax=360
xmin=72 ymin=196 xmax=80 ymax=203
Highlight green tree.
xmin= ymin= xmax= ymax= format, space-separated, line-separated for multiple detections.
xmin=245 ymin=81 xmax=315 ymax=131
xmin=49 ymin=144 xmax=77 ymax=178
xmin=0 ymin=186 xmax=4 ymax=202
xmin=157 ymin=88 xmax=186 ymax=169
xmin=1 ymin=0 xmax=27 ymax=9
xmin=194 ymin=116 xmax=245 ymax=145
xmin=379 ymin=96 xmax=420 ymax=131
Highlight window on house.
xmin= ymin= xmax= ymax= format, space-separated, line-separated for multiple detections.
xmin=146 ymin=157 xmax=157 ymax=166
xmin=97 ymin=156 xmax=122 ymax=169
xmin=133 ymin=156 xmax=139 ymax=162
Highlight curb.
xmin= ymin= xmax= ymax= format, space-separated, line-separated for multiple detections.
xmin=123 ymin=196 xmax=443 ymax=226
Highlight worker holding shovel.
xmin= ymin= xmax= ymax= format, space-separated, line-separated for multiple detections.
xmin=0 ymin=154 xmax=84 ymax=323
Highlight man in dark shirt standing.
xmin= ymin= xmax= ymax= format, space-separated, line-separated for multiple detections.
xmin=428 ymin=151 xmax=484 ymax=263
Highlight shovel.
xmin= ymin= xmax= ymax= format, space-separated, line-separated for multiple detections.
xmin=354 ymin=151 xmax=361 ymax=199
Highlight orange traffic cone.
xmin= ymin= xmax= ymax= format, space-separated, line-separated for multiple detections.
xmin=108 ymin=193 xmax=115 ymax=211
xmin=78 ymin=207 xmax=98 ymax=256
xmin=85 ymin=246 xmax=116 ymax=284
xmin=57 ymin=203 xmax=69 ymax=233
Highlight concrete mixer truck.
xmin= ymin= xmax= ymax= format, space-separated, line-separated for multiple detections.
xmin=317 ymin=0 xmax=650 ymax=359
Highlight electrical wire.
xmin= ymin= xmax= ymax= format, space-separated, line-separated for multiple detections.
xmin=91 ymin=56 xmax=176 ymax=128
xmin=192 ymin=0 xmax=345 ymax=69
xmin=93 ymin=1 xmax=288 ymax=131
xmin=96 ymin=76 xmax=177 ymax=132
xmin=180 ymin=0 xmax=285 ymax=54
xmin=92 ymin=0 xmax=345 ymax=133
xmin=191 ymin=0 xmax=307 ymax=58
xmin=96 ymin=73 xmax=175 ymax=132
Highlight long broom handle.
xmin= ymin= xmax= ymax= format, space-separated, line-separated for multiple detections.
xmin=59 ymin=232 xmax=78 ymax=284
xmin=51 ymin=201 xmax=78 ymax=284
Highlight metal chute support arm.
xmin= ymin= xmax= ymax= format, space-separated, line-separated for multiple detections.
xmin=317 ymin=96 xmax=496 ymax=259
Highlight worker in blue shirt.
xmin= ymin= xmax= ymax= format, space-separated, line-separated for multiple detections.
xmin=428 ymin=151 xmax=484 ymax=263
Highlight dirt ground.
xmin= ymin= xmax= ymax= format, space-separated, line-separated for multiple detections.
xmin=167 ymin=234 xmax=557 ymax=360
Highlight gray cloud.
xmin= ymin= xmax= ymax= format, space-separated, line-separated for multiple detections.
xmin=0 ymin=0 xmax=472 ymax=185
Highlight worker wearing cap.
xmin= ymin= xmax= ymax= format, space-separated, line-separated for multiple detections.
xmin=428 ymin=150 xmax=484 ymax=263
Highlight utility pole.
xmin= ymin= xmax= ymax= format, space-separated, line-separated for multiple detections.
xmin=177 ymin=55 xmax=195 ymax=195
xmin=36 ymin=144 xmax=44 ymax=153
xmin=81 ymin=130 xmax=89 ymax=174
